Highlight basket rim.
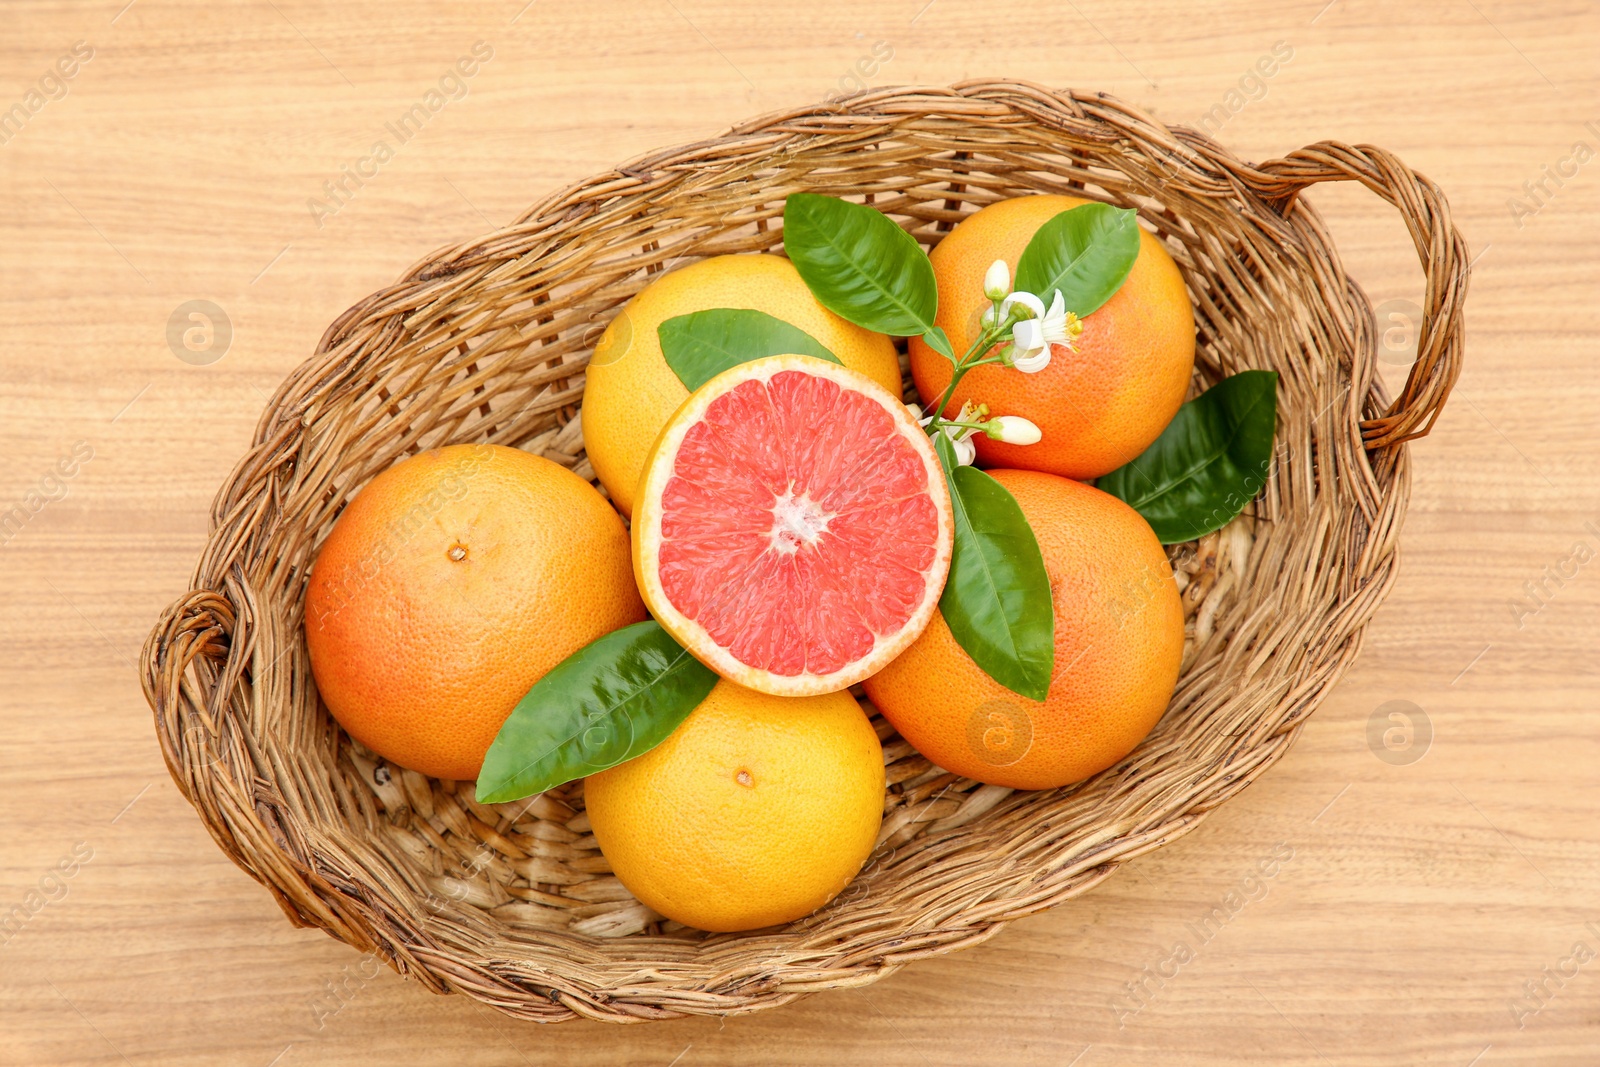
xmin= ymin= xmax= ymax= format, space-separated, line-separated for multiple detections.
xmin=141 ymin=79 xmax=1467 ymax=1024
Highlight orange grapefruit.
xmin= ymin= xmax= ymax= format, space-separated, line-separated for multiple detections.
xmin=908 ymin=194 xmax=1195 ymax=479
xmin=862 ymin=469 xmax=1183 ymax=790
xmin=584 ymin=679 xmax=885 ymax=932
xmin=304 ymin=444 xmax=646 ymax=781
xmin=633 ymin=355 xmax=952 ymax=696
xmin=583 ymin=254 xmax=903 ymax=516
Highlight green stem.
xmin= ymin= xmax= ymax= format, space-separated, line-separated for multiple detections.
xmin=929 ymin=323 xmax=1007 ymax=424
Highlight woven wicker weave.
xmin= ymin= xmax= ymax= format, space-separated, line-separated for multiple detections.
xmin=140 ymin=80 xmax=1466 ymax=1023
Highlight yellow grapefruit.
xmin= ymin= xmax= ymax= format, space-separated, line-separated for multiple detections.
xmin=583 ymin=254 xmax=903 ymax=515
xmin=584 ymin=680 xmax=885 ymax=932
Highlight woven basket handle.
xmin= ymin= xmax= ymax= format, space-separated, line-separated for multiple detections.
xmin=141 ymin=588 xmax=239 ymax=786
xmin=1244 ymin=141 xmax=1468 ymax=453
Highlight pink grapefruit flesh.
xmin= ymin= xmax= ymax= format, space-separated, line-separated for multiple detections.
xmin=633 ymin=355 xmax=953 ymax=696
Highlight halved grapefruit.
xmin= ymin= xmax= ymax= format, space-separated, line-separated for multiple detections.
xmin=633 ymin=355 xmax=953 ymax=696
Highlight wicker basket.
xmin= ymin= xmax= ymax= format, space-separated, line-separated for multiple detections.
xmin=141 ymin=80 xmax=1466 ymax=1023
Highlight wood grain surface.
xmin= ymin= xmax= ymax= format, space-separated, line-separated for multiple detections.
xmin=2 ymin=0 xmax=1597 ymax=1063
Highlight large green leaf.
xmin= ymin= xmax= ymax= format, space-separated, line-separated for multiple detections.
xmin=1014 ymin=202 xmax=1140 ymax=317
xmin=934 ymin=435 xmax=1055 ymax=701
xmin=475 ymin=621 xmax=718 ymax=803
xmin=782 ymin=193 xmax=943 ymax=352
xmin=657 ymin=308 xmax=839 ymax=391
xmin=1098 ymin=370 xmax=1279 ymax=544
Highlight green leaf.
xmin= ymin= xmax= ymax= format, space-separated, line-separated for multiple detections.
xmin=1097 ymin=370 xmax=1279 ymax=544
xmin=783 ymin=193 xmax=939 ymax=337
xmin=934 ymin=435 xmax=1055 ymax=701
xmin=923 ymin=326 xmax=955 ymax=361
xmin=1014 ymin=202 xmax=1141 ymax=318
xmin=475 ymin=621 xmax=719 ymax=803
xmin=657 ymin=308 xmax=840 ymax=391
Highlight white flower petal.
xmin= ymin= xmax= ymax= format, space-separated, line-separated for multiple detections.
xmin=1000 ymin=291 xmax=1045 ymax=321
xmin=1011 ymin=345 xmax=1052 ymax=374
xmin=952 ymin=435 xmax=976 ymax=466
xmin=1011 ymin=318 xmax=1045 ymax=353
xmin=1040 ymin=290 xmax=1068 ymax=343
xmin=1010 ymin=314 xmax=1052 ymax=372
xmin=1012 ymin=353 xmax=1051 ymax=374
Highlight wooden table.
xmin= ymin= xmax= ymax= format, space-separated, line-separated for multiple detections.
xmin=3 ymin=1 xmax=1596 ymax=1063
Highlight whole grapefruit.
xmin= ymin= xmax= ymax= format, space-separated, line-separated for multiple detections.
xmin=908 ymin=195 xmax=1195 ymax=479
xmin=583 ymin=253 xmax=903 ymax=516
xmin=584 ymin=679 xmax=885 ymax=932
xmin=305 ymin=443 xmax=645 ymax=781
xmin=863 ymin=469 xmax=1184 ymax=790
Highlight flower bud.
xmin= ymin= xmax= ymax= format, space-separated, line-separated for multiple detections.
xmin=983 ymin=259 xmax=1011 ymax=302
xmin=988 ymin=415 xmax=1042 ymax=445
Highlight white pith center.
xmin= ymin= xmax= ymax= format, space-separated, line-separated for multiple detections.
xmin=769 ymin=489 xmax=831 ymax=555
